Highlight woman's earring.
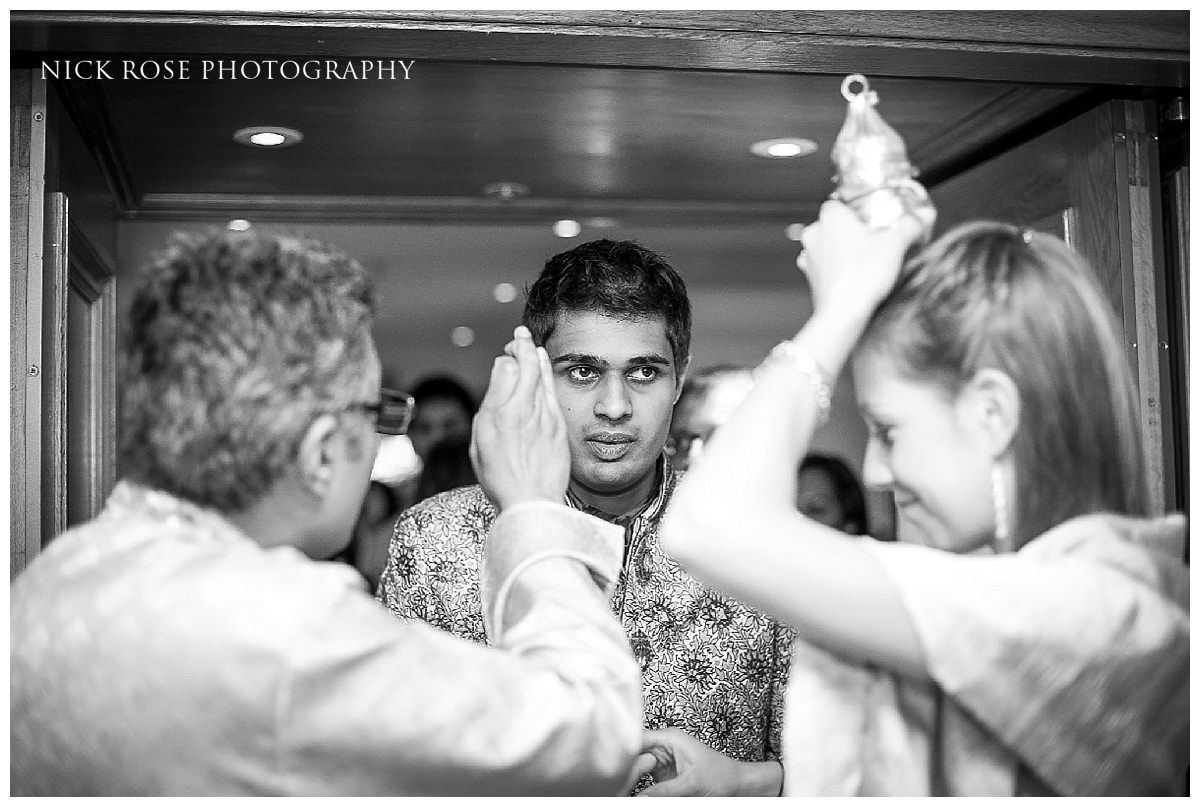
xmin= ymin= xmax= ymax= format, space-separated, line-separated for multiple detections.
xmin=992 ymin=464 xmax=1010 ymax=552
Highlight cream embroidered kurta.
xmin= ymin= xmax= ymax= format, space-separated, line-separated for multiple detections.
xmin=11 ymin=482 xmax=642 ymax=795
xmin=782 ymin=513 xmax=1189 ymax=796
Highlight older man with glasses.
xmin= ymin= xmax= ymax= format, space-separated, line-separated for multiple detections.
xmin=10 ymin=229 xmax=642 ymax=796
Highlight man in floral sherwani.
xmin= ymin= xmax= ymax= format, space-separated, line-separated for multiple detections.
xmin=378 ymin=239 xmax=794 ymax=796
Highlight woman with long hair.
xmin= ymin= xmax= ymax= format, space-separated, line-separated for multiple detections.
xmin=654 ymin=201 xmax=1188 ymax=796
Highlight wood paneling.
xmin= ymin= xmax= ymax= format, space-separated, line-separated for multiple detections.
xmin=130 ymin=193 xmax=824 ymax=225
xmin=1161 ymin=162 xmax=1189 ymax=520
xmin=11 ymin=11 xmax=1187 ymax=87
xmin=929 ymin=121 xmax=1073 ymax=231
xmin=37 ymin=61 xmax=1090 ymax=226
xmin=42 ymin=193 xmax=68 ymax=541
xmin=66 ymin=222 xmax=118 ymax=527
xmin=11 ymin=73 xmax=121 ymax=575
xmin=1117 ymin=102 xmax=1171 ymax=513
xmin=1067 ymin=103 xmax=1125 ymax=308
xmin=11 ymin=12 xmax=1167 ymax=228
xmin=11 ymin=74 xmax=49 ymax=577
xmin=10 ymin=71 xmax=35 ymax=577
xmin=45 ymin=81 xmax=119 ymax=267
xmin=332 ymin=10 xmax=1189 ymax=53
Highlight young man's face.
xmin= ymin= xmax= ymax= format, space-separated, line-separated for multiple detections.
xmin=667 ymin=372 xmax=754 ymax=471
xmin=544 ymin=310 xmax=683 ymax=513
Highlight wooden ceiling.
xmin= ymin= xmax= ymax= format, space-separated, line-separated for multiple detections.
xmin=83 ymin=65 xmax=1092 ymax=224
xmin=12 ymin=11 xmax=1189 ymax=394
xmin=11 ymin=10 xmax=1188 ymax=227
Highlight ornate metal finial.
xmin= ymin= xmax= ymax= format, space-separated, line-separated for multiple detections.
xmin=830 ymin=74 xmax=936 ymax=237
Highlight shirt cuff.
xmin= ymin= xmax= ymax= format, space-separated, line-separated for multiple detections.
xmin=481 ymin=501 xmax=624 ymax=636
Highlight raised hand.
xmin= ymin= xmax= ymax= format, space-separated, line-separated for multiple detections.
xmin=469 ymin=325 xmax=570 ymax=511
xmin=799 ymin=198 xmax=926 ymax=320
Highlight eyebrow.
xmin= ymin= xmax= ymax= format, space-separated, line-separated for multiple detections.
xmin=551 ymin=352 xmax=672 ymax=368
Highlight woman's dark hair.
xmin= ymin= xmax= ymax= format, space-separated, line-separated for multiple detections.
xmin=799 ymin=453 xmax=868 ymax=536
xmin=410 ymin=375 xmax=477 ymax=416
xmin=416 ymin=435 xmax=477 ymax=501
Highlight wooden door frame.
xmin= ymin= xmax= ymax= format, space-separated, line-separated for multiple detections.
xmin=11 ymin=71 xmax=48 ymax=577
xmin=40 ymin=192 xmax=69 ymax=543
xmin=9 ymin=11 xmax=1188 ymax=88
xmin=66 ymin=220 xmax=118 ymax=526
xmin=9 ymin=12 xmax=1188 ymax=571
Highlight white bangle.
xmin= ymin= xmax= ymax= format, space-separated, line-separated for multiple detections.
xmin=765 ymin=340 xmax=831 ymax=425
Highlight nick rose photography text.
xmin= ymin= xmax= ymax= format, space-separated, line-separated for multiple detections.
xmin=40 ymin=59 xmax=416 ymax=81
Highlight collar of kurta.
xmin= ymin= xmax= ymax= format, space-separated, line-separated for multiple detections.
xmin=102 ymin=479 xmax=251 ymax=547
xmin=564 ymin=452 xmax=676 ymax=530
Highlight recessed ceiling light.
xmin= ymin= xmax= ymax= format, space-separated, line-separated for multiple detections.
xmin=227 ymin=219 xmax=252 ymax=232
xmin=233 ymin=126 xmax=304 ymax=148
xmin=450 ymin=326 xmax=475 ymax=348
xmin=553 ymin=219 xmax=582 ymax=238
xmin=785 ymin=223 xmax=806 ymax=241
xmin=750 ymin=137 xmax=818 ymax=159
xmin=481 ymin=181 xmax=530 ymax=200
xmin=492 ymin=282 xmax=518 ymax=303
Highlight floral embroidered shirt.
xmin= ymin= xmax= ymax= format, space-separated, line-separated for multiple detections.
xmin=377 ymin=463 xmax=794 ymax=793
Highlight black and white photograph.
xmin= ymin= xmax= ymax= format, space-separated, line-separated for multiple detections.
xmin=8 ymin=8 xmax=1190 ymax=797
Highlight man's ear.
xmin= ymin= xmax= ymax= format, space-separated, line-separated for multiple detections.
xmin=964 ymin=367 xmax=1020 ymax=459
xmin=673 ymin=354 xmax=691 ymax=404
xmin=296 ymin=413 xmax=341 ymax=497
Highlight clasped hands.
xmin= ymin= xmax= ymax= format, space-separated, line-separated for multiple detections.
xmin=631 ymin=728 xmax=783 ymax=796
xmin=470 ymin=325 xmax=570 ymax=511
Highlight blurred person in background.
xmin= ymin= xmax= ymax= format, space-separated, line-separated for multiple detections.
xmin=415 ymin=434 xmax=477 ymax=502
xmin=671 ymin=369 xmax=882 ymax=541
xmin=666 ymin=364 xmax=755 ymax=472
xmin=796 ymin=452 xmax=872 ymax=538
xmin=406 ymin=374 xmax=477 ymax=465
xmin=393 ymin=374 xmax=478 ymax=510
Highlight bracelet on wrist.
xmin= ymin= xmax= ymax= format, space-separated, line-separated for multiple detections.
xmin=764 ymin=340 xmax=832 ymax=426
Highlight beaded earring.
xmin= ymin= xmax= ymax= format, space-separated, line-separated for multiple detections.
xmin=992 ymin=464 xmax=1011 ymax=553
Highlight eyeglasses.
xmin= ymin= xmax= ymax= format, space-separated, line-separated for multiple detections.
xmin=344 ymin=387 xmax=415 ymax=435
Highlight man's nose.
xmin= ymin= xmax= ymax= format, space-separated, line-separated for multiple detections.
xmin=594 ymin=376 xmax=633 ymax=421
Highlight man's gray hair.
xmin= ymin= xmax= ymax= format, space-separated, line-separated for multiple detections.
xmin=118 ymin=228 xmax=375 ymax=511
